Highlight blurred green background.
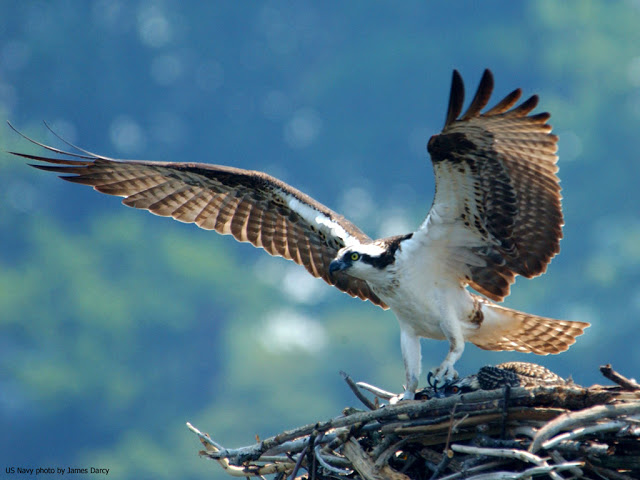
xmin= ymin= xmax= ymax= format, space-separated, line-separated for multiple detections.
xmin=1 ymin=2 xmax=639 ymax=479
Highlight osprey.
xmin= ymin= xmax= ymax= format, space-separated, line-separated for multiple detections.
xmin=10 ymin=69 xmax=589 ymax=399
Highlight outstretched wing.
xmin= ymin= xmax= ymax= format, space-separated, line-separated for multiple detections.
xmin=423 ymin=69 xmax=562 ymax=301
xmin=9 ymin=125 xmax=386 ymax=308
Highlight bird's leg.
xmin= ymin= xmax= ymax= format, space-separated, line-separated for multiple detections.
xmin=400 ymin=328 xmax=421 ymax=400
xmin=432 ymin=319 xmax=464 ymax=382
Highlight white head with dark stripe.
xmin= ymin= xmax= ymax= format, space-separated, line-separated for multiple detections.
xmin=329 ymin=234 xmax=412 ymax=283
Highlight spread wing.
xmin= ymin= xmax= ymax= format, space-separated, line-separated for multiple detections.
xmin=8 ymin=125 xmax=387 ymax=308
xmin=423 ymin=69 xmax=562 ymax=302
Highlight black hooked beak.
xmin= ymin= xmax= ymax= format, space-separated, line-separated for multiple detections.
xmin=329 ymin=258 xmax=349 ymax=276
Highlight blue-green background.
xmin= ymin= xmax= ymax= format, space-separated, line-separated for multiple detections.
xmin=1 ymin=2 xmax=639 ymax=479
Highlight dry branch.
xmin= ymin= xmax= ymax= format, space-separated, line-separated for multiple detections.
xmin=188 ymin=364 xmax=640 ymax=479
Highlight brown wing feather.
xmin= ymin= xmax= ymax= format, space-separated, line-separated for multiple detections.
xmin=427 ymin=69 xmax=562 ymax=301
xmin=9 ymin=131 xmax=387 ymax=308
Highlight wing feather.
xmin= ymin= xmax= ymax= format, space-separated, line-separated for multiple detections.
xmin=444 ymin=70 xmax=465 ymax=127
xmin=9 ymin=129 xmax=386 ymax=308
xmin=459 ymin=69 xmax=493 ymax=120
xmin=483 ymin=88 xmax=522 ymax=115
xmin=172 ymin=190 xmax=210 ymax=223
xmin=425 ymin=69 xmax=562 ymax=302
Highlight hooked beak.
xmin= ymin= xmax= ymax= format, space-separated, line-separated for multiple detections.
xmin=329 ymin=258 xmax=349 ymax=276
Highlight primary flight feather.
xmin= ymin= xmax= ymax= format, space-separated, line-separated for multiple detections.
xmin=9 ymin=69 xmax=589 ymax=399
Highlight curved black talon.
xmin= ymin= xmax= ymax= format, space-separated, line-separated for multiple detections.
xmin=427 ymin=371 xmax=439 ymax=390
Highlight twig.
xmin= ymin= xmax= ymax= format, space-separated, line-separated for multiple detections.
xmin=187 ymin=423 xmax=296 ymax=477
xmin=288 ymin=445 xmax=308 ymax=480
xmin=313 ymin=444 xmax=353 ymax=475
xmin=541 ymin=418 xmax=635 ymax=449
xmin=529 ymin=402 xmax=640 ymax=453
xmin=501 ymin=385 xmax=511 ymax=439
xmin=356 ymin=381 xmax=397 ymax=400
xmin=549 ymin=450 xmax=583 ymax=478
xmin=544 ymin=439 xmax=609 ymax=456
xmin=427 ymin=403 xmax=463 ymax=480
xmin=444 ymin=403 xmax=460 ymax=451
xmin=373 ymin=438 xmax=409 ymax=470
xmin=452 ymin=462 xmax=584 ymax=480
xmin=450 ymin=444 xmax=569 ymax=480
xmin=186 ymin=422 xmax=224 ymax=450
xmin=600 ymin=364 xmax=640 ymax=391
xmin=370 ymin=434 xmax=400 ymax=461
xmin=428 ymin=450 xmax=453 ymax=480
xmin=436 ymin=461 xmax=509 ymax=480
xmin=308 ymin=434 xmax=317 ymax=480
xmin=451 ymin=443 xmax=552 ymax=466
xmin=341 ymin=371 xmax=378 ymax=410
xmin=263 ymin=434 xmax=328 ymax=457
xmin=343 ymin=438 xmax=410 ymax=480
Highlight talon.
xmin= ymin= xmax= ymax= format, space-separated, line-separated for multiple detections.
xmin=427 ymin=371 xmax=439 ymax=389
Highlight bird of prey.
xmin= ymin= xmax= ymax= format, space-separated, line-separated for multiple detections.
xmin=9 ymin=69 xmax=589 ymax=399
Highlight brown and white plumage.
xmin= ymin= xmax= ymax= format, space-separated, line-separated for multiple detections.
xmin=467 ymin=295 xmax=587 ymax=355
xmin=9 ymin=69 xmax=589 ymax=399
xmin=440 ymin=362 xmax=570 ymax=396
xmin=425 ymin=69 xmax=562 ymax=301
xmin=329 ymin=69 xmax=588 ymax=397
xmin=8 ymin=128 xmax=385 ymax=308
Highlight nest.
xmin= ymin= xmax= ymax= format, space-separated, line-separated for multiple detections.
xmin=188 ymin=364 xmax=640 ymax=480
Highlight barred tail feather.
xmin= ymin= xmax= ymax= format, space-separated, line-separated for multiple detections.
xmin=469 ymin=302 xmax=589 ymax=355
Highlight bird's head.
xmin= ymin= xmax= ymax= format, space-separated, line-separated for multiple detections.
xmin=329 ymin=242 xmax=393 ymax=282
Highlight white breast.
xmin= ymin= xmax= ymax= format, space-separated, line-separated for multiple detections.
xmin=374 ymin=234 xmax=475 ymax=341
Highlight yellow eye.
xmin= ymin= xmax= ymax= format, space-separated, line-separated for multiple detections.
xmin=350 ymin=252 xmax=360 ymax=261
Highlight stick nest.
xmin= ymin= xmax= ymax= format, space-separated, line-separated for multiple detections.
xmin=188 ymin=364 xmax=640 ymax=480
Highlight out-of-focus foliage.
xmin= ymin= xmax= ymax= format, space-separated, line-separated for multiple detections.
xmin=1 ymin=2 xmax=639 ymax=478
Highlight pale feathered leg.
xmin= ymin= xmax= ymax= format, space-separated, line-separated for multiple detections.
xmin=432 ymin=311 xmax=465 ymax=382
xmin=400 ymin=327 xmax=421 ymax=400
xmin=432 ymin=340 xmax=463 ymax=382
